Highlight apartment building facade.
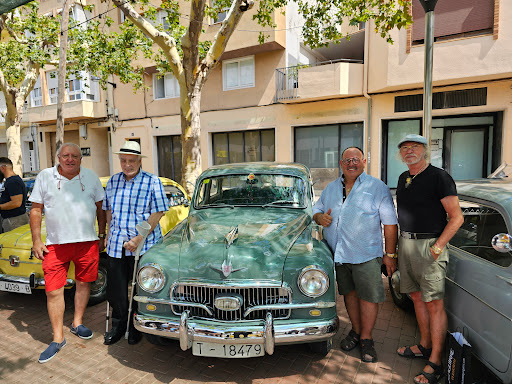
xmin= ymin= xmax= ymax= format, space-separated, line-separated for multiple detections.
xmin=26 ymin=0 xmax=511 ymax=189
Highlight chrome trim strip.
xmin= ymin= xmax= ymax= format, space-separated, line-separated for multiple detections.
xmin=0 ymin=257 xmax=41 ymax=265
xmin=134 ymin=314 xmax=339 ymax=347
xmin=0 ymin=274 xmax=74 ymax=288
xmin=134 ymin=296 xmax=214 ymax=316
xmin=171 ymin=280 xmax=287 ymax=289
xmin=445 ymin=277 xmax=512 ymax=322
xmin=243 ymin=301 xmax=336 ymax=317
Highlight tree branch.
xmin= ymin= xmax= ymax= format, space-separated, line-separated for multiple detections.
xmin=198 ymin=0 xmax=254 ymax=87
xmin=18 ymin=62 xmax=40 ymax=101
xmin=182 ymin=0 xmax=206 ymax=89
xmin=0 ymin=14 xmax=28 ymax=44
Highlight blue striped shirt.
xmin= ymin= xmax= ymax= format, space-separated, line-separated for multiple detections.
xmin=103 ymin=170 xmax=168 ymax=258
xmin=313 ymin=172 xmax=398 ymax=264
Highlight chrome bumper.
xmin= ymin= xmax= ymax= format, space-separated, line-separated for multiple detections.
xmin=134 ymin=311 xmax=339 ymax=355
xmin=0 ymin=272 xmax=74 ymax=289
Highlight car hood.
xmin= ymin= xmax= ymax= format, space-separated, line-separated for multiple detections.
xmin=0 ymin=224 xmax=39 ymax=249
xmin=178 ymin=208 xmax=310 ymax=282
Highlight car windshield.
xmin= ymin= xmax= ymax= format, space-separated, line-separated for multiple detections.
xmin=194 ymin=173 xmax=307 ymax=208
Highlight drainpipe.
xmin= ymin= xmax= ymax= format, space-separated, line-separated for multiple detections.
xmin=363 ymin=21 xmax=372 ymax=174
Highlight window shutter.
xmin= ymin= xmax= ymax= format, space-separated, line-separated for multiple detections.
xmin=412 ymin=0 xmax=494 ymax=42
xmin=240 ymin=59 xmax=255 ymax=87
xmin=46 ymin=71 xmax=58 ymax=104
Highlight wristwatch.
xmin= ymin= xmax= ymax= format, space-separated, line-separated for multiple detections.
xmin=385 ymin=252 xmax=398 ymax=259
xmin=431 ymin=244 xmax=443 ymax=255
xmin=99 ymin=234 xmax=106 ymax=238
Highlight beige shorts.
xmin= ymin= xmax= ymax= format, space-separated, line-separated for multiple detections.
xmin=398 ymin=237 xmax=449 ymax=302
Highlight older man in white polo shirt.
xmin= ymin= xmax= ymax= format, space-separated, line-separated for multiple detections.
xmin=30 ymin=143 xmax=106 ymax=363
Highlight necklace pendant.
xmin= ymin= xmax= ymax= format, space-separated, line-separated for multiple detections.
xmin=405 ymin=177 xmax=412 ymax=188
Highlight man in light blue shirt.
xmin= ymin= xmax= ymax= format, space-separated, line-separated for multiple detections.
xmin=313 ymin=147 xmax=398 ymax=363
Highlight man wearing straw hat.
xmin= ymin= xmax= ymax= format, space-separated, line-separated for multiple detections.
xmin=103 ymin=141 xmax=168 ymax=345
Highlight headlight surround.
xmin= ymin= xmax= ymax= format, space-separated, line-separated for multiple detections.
xmin=137 ymin=263 xmax=166 ymax=293
xmin=298 ymin=265 xmax=329 ymax=297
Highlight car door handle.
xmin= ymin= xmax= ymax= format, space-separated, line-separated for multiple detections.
xmin=496 ymin=275 xmax=512 ymax=286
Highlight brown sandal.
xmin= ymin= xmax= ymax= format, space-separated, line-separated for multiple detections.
xmin=340 ymin=329 xmax=360 ymax=351
xmin=360 ymin=339 xmax=377 ymax=363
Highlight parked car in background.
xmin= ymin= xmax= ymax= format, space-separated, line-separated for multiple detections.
xmin=133 ymin=162 xmax=338 ymax=358
xmin=0 ymin=176 xmax=189 ymax=305
xmin=390 ymin=171 xmax=512 ymax=384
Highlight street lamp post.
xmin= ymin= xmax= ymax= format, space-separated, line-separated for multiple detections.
xmin=419 ymin=0 xmax=438 ymax=155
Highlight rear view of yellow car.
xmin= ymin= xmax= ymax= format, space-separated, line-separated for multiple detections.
xmin=0 ymin=177 xmax=189 ymax=305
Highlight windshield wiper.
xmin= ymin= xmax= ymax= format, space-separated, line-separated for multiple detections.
xmin=262 ymin=200 xmax=299 ymax=208
xmin=200 ymin=202 xmax=235 ymax=209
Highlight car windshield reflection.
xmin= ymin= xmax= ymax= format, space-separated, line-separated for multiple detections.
xmin=194 ymin=173 xmax=306 ymax=209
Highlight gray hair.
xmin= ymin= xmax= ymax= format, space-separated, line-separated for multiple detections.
xmin=57 ymin=143 xmax=82 ymax=158
xmin=395 ymin=143 xmax=430 ymax=163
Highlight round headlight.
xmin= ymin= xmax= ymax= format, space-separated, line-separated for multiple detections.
xmin=137 ymin=263 xmax=166 ymax=293
xmin=298 ymin=265 xmax=329 ymax=297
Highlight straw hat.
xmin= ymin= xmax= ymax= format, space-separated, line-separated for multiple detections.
xmin=113 ymin=141 xmax=146 ymax=157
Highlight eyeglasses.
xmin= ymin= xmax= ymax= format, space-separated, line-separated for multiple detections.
xmin=400 ymin=144 xmax=423 ymax=152
xmin=341 ymin=158 xmax=362 ymax=165
xmin=59 ymin=154 xmax=81 ymax=160
xmin=58 ymin=172 xmax=85 ymax=192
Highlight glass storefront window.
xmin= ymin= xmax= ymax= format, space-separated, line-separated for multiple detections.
xmin=295 ymin=123 xmax=363 ymax=191
xmin=386 ymin=119 xmax=421 ymax=188
xmin=212 ymin=129 xmax=275 ymax=165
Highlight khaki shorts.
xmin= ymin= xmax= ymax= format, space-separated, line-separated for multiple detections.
xmin=398 ymin=237 xmax=448 ymax=302
xmin=2 ymin=212 xmax=29 ymax=233
xmin=335 ymin=257 xmax=385 ymax=303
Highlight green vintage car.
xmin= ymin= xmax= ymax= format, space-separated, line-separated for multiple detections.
xmin=133 ymin=162 xmax=339 ymax=358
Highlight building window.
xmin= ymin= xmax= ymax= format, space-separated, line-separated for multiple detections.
xmin=412 ymin=0 xmax=494 ymax=45
xmin=157 ymin=135 xmax=182 ymax=182
xmin=120 ymin=9 xmax=126 ymax=23
xmin=295 ymin=123 xmax=363 ymax=192
xmin=381 ymin=113 xmax=502 ymax=187
xmin=46 ymin=71 xmax=58 ymax=104
xmin=30 ymin=77 xmax=42 ymax=107
xmin=213 ymin=129 xmax=275 ymax=165
xmin=222 ymin=56 xmax=255 ymax=91
xmin=153 ymin=73 xmax=180 ymax=99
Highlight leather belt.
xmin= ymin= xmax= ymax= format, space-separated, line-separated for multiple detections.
xmin=400 ymin=231 xmax=441 ymax=240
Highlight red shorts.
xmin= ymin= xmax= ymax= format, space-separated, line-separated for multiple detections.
xmin=42 ymin=241 xmax=99 ymax=292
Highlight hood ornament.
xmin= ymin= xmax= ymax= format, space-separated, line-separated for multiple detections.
xmin=225 ymin=226 xmax=238 ymax=249
xmin=210 ymin=260 xmax=245 ymax=278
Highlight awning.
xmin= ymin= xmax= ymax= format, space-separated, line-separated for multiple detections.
xmin=0 ymin=0 xmax=34 ymax=15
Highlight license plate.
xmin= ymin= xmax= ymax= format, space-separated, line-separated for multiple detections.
xmin=192 ymin=341 xmax=264 ymax=358
xmin=0 ymin=282 xmax=32 ymax=294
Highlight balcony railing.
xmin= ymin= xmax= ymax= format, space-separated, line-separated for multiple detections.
xmin=274 ymin=59 xmax=363 ymax=103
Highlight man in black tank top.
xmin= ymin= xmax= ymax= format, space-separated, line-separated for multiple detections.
xmin=394 ymin=134 xmax=463 ymax=384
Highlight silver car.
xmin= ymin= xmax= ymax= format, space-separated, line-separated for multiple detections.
xmin=390 ymin=174 xmax=512 ymax=384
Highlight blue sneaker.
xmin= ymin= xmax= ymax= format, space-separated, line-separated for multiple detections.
xmin=70 ymin=324 xmax=93 ymax=339
xmin=38 ymin=339 xmax=66 ymax=363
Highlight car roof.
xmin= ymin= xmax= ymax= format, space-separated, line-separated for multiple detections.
xmin=457 ymin=179 xmax=512 ymax=210
xmin=199 ymin=162 xmax=311 ymax=180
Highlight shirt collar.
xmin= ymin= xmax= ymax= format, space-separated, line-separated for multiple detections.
xmin=341 ymin=171 xmax=367 ymax=186
xmin=53 ymin=164 xmax=82 ymax=180
xmin=122 ymin=169 xmax=143 ymax=183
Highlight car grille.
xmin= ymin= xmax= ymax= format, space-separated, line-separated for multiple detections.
xmin=171 ymin=284 xmax=291 ymax=321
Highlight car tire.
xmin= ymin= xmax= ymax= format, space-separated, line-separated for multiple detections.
xmin=145 ymin=334 xmax=174 ymax=346
xmin=88 ymin=257 xmax=108 ymax=306
xmin=307 ymin=338 xmax=332 ymax=356
xmin=388 ymin=277 xmax=413 ymax=311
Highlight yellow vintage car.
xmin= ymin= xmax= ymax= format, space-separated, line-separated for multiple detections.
xmin=0 ymin=176 xmax=189 ymax=305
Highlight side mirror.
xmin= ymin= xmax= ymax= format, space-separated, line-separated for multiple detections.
xmin=169 ymin=196 xmax=190 ymax=208
xmin=491 ymin=233 xmax=512 ymax=253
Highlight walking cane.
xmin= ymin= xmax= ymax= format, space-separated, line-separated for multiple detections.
xmin=105 ymin=247 xmax=125 ymax=334
xmin=125 ymin=221 xmax=151 ymax=340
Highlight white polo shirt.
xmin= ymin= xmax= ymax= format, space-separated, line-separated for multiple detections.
xmin=29 ymin=166 xmax=105 ymax=245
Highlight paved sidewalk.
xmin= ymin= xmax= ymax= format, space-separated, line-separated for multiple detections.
xmin=0 ymin=279 xmax=494 ymax=384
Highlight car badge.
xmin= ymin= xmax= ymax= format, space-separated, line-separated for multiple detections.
xmin=225 ymin=226 xmax=238 ymax=249
xmin=9 ymin=255 xmax=20 ymax=267
xmin=210 ymin=260 xmax=245 ymax=278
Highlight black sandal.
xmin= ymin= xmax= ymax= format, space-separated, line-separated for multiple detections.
xmin=413 ymin=361 xmax=444 ymax=384
xmin=360 ymin=339 xmax=377 ymax=363
xmin=340 ymin=329 xmax=360 ymax=351
xmin=398 ymin=344 xmax=432 ymax=359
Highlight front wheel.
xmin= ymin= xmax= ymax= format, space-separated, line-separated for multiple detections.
xmin=88 ymin=257 xmax=108 ymax=306
xmin=388 ymin=277 xmax=413 ymax=311
xmin=307 ymin=338 xmax=332 ymax=356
